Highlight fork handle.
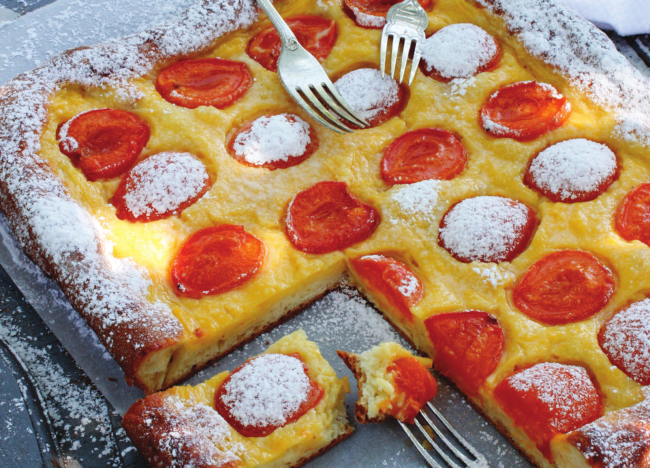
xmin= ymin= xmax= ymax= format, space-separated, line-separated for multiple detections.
xmin=255 ymin=0 xmax=300 ymax=49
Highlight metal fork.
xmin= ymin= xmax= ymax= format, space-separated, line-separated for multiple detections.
xmin=255 ymin=0 xmax=369 ymax=133
xmin=380 ymin=0 xmax=429 ymax=85
xmin=400 ymin=401 xmax=489 ymax=468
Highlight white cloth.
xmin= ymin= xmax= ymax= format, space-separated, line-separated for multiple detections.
xmin=564 ymin=0 xmax=650 ymax=36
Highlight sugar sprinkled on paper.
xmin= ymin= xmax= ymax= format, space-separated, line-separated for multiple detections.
xmin=335 ymin=68 xmax=399 ymax=122
xmin=421 ymin=24 xmax=498 ymax=80
xmin=527 ymin=139 xmax=617 ymax=200
xmin=232 ymin=114 xmax=311 ymax=166
xmin=439 ymin=196 xmax=529 ymax=263
xmin=123 ymin=152 xmax=209 ymax=218
xmin=221 ymin=354 xmax=310 ymax=428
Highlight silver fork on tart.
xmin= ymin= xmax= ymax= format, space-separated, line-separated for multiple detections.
xmin=380 ymin=0 xmax=429 ymax=85
xmin=255 ymin=0 xmax=369 ymax=134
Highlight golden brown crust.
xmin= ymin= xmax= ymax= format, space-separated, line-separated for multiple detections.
xmin=336 ymin=350 xmax=388 ymax=425
xmin=123 ymin=379 xmax=354 ymax=468
xmin=565 ymin=400 xmax=650 ymax=468
xmin=122 ymin=393 xmax=242 ymax=468
xmin=0 ymin=86 xmax=184 ymax=392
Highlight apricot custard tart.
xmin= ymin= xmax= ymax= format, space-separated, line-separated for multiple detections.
xmin=1 ymin=0 xmax=650 ymax=465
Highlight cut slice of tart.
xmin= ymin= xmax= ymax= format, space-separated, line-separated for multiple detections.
xmin=123 ymin=330 xmax=352 ymax=468
xmin=337 ymin=342 xmax=437 ymax=424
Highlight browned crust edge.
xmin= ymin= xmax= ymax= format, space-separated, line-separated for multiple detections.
xmin=122 ymin=393 xmax=240 ymax=468
xmin=0 ymin=117 xmax=184 ymax=391
xmin=291 ymin=425 xmax=355 ymax=468
xmin=122 ymin=383 xmax=355 ymax=468
xmin=564 ymin=402 xmax=650 ymax=468
xmin=0 ymin=0 xmax=265 ymax=393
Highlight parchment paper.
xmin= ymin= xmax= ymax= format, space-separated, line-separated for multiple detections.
xmin=0 ymin=0 xmax=533 ymax=465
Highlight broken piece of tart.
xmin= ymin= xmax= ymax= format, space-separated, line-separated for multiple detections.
xmin=123 ymin=330 xmax=352 ymax=468
xmin=337 ymin=342 xmax=437 ymax=424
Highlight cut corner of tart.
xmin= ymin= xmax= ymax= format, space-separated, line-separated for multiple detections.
xmin=123 ymin=330 xmax=353 ymax=468
xmin=337 ymin=342 xmax=437 ymax=425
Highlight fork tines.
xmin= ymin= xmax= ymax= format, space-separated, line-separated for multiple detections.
xmin=380 ymin=0 xmax=428 ymax=85
xmin=292 ymin=82 xmax=368 ymax=134
xmin=381 ymin=32 xmax=422 ymax=85
xmin=399 ymin=402 xmax=489 ymax=468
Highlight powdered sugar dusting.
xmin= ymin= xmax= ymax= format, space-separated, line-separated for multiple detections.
xmin=439 ymin=196 xmax=529 ymax=263
xmin=122 ymin=152 xmax=209 ymax=218
xmin=570 ymin=398 xmax=650 ymax=468
xmin=335 ymin=68 xmax=399 ymax=122
xmin=475 ymin=0 xmax=650 ymax=147
xmin=0 ymin=0 xmax=262 ymax=382
xmin=348 ymin=5 xmax=386 ymax=27
xmin=421 ymin=24 xmax=498 ymax=80
xmin=390 ymin=180 xmax=441 ymax=223
xmin=482 ymin=111 xmax=520 ymax=138
xmin=449 ymin=77 xmax=477 ymax=97
xmin=472 ymin=265 xmax=512 ymax=288
xmin=144 ymin=395 xmax=239 ymax=468
xmin=600 ymin=298 xmax=650 ymax=384
xmin=221 ymin=354 xmax=311 ymax=428
xmin=397 ymin=274 xmax=419 ymax=298
xmin=57 ymin=110 xmax=95 ymax=153
xmin=508 ymin=362 xmax=597 ymax=432
xmin=232 ymin=114 xmax=311 ymax=166
xmin=482 ymin=82 xmax=567 ymax=138
xmin=528 ymin=139 xmax=617 ymax=200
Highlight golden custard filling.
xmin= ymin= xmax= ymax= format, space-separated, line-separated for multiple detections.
xmin=37 ymin=0 xmax=650 ymax=447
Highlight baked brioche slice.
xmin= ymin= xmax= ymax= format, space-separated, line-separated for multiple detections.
xmin=123 ymin=330 xmax=352 ymax=468
xmin=337 ymin=342 xmax=437 ymax=424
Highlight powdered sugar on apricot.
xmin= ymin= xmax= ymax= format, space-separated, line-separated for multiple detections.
xmin=335 ymin=68 xmax=399 ymax=122
xmin=232 ymin=114 xmax=311 ymax=166
xmin=122 ymin=152 xmax=209 ymax=218
xmin=439 ymin=196 xmax=529 ymax=263
xmin=600 ymin=298 xmax=650 ymax=384
xmin=509 ymin=362 xmax=596 ymax=431
xmin=421 ymin=24 xmax=498 ymax=80
xmin=220 ymin=354 xmax=311 ymax=428
xmin=527 ymin=139 xmax=617 ymax=200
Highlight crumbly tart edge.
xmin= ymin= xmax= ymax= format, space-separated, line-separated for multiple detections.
xmin=0 ymin=0 xmax=649 ymax=465
xmin=336 ymin=350 xmax=389 ymax=425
